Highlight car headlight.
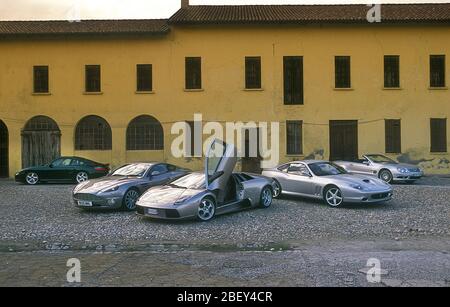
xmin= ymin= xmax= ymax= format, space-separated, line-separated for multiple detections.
xmin=174 ymin=195 xmax=192 ymax=205
xmin=101 ymin=186 xmax=120 ymax=193
xmin=397 ymin=168 xmax=408 ymax=173
xmin=349 ymin=184 xmax=364 ymax=190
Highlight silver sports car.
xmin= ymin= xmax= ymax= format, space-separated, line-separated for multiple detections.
xmin=334 ymin=154 xmax=424 ymax=183
xmin=72 ymin=163 xmax=188 ymax=211
xmin=136 ymin=140 xmax=276 ymax=221
xmin=262 ymin=160 xmax=393 ymax=207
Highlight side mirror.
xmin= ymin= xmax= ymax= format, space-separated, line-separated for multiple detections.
xmin=151 ymin=171 xmax=161 ymax=176
xmin=49 ymin=164 xmax=54 ymax=168
xmin=301 ymin=171 xmax=312 ymax=177
xmin=208 ymin=171 xmax=224 ymax=184
xmin=363 ymin=161 xmax=370 ymax=165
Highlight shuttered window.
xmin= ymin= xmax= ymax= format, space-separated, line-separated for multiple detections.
xmin=430 ymin=118 xmax=447 ymax=153
xmin=245 ymin=57 xmax=261 ymax=89
xmin=136 ymin=64 xmax=153 ymax=92
xmin=384 ymin=56 xmax=400 ymax=88
xmin=185 ymin=57 xmax=202 ymax=90
xmin=85 ymin=65 xmax=101 ymax=92
xmin=286 ymin=121 xmax=303 ymax=155
xmin=33 ymin=66 xmax=49 ymax=93
xmin=385 ymin=119 xmax=401 ymax=153
xmin=430 ymin=55 xmax=446 ymax=88
xmin=335 ymin=56 xmax=351 ymax=88
xmin=283 ymin=56 xmax=303 ymax=105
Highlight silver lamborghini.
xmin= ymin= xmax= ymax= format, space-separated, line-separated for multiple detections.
xmin=262 ymin=160 xmax=393 ymax=207
xmin=72 ymin=163 xmax=188 ymax=211
xmin=334 ymin=154 xmax=424 ymax=183
xmin=136 ymin=140 xmax=276 ymax=221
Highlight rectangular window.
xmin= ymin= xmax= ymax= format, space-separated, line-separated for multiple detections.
xmin=136 ymin=64 xmax=153 ymax=92
xmin=33 ymin=66 xmax=49 ymax=93
xmin=335 ymin=56 xmax=351 ymax=88
xmin=385 ymin=119 xmax=401 ymax=153
xmin=384 ymin=55 xmax=400 ymax=88
xmin=430 ymin=55 xmax=446 ymax=88
xmin=286 ymin=121 xmax=303 ymax=155
xmin=430 ymin=118 xmax=447 ymax=153
xmin=85 ymin=65 xmax=101 ymax=92
xmin=283 ymin=56 xmax=303 ymax=105
xmin=245 ymin=57 xmax=261 ymax=89
xmin=185 ymin=57 xmax=202 ymax=90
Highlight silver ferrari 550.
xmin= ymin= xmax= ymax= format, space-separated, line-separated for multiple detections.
xmin=136 ymin=140 xmax=276 ymax=221
xmin=72 ymin=162 xmax=188 ymax=211
xmin=334 ymin=154 xmax=424 ymax=183
xmin=262 ymin=160 xmax=393 ymax=207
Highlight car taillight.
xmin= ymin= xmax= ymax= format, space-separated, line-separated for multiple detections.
xmin=95 ymin=167 xmax=108 ymax=172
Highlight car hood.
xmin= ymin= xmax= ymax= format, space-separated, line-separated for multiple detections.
xmin=74 ymin=176 xmax=141 ymax=193
xmin=137 ymin=186 xmax=203 ymax=207
xmin=323 ymin=174 xmax=390 ymax=190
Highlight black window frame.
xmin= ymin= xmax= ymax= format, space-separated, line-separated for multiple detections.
xmin=33 ymin=65 xmax=49 ymax=93
xmin=283 ymin=56 xmax=304 ymax=105
xmin=384 ymin=55 xmax=400 ymax=88
xmin=335 ymin=56 xmax=351 ymax=89
xmin=136 ymin=64 xmax=153 ymax=92
xmin=430 ymin=55 xmax=446 ymax=88
xmin=286 ymin=120 xmax=303 ymax=155
xmin=430 ymin=118 xmax=447 ymax=153
xmin=385 ymin=119 xmax=402 ymax=154
xmin=185 ymin=57 xmax=202 ymax=90
xmin=85 ymin=65 xmax=101 ymax=93
xmin=245 ymin=56 xmax=262 ymax=89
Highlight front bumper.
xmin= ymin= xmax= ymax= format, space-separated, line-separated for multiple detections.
xmin=392 ymin=171 xmax=424 ymax=182
xmin=344 ymin=189 xmax=394 ymax=203
xmin=73 ymin=193 xmax=123 ymax=209
xmin=136 ymin=205 xmax=193 ymax=220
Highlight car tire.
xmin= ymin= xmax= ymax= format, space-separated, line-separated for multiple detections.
xmin=323 ymin=186 xmax=344 ymax=208
xmin=260 ymin=186 xmax=273 ymax=208
xmin=75 ymin=171 xmax=89 ymax=184
xmin=197 ymin=197 xmax=216 ymax=222
xmin=272 ymin=180 xmax=282 ymax=199
xmin=25 ymin=172 xmax=39 ymax=185
xmin=122 ymin=189 xmax=140 ymax=211
xmin=379 ymin=169 xmax=393 ymax=183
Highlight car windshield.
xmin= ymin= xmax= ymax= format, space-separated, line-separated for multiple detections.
xmin=366 ymin=155 xmax=397 ymax=164
xmin=111 ymin=164 xmax=151 ymax=177
xmin=170 ymin=173 xmax=205 ymax=189
xmin=308 ymin=162 xmax=347 ymax=176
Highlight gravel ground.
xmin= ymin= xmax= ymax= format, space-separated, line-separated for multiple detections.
xmin=0 ymin=178 xmax=449 ymax=249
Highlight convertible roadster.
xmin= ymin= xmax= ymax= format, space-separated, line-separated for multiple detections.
xmin=334 ymin=154 xmax=424 ymax=183
xmin=262 ymin=160 xmax=393 ymax=207
xmin=136 ymin=140 xmax=275 ymax=221
xmin=72 ymin=162 xmax=188 ymax=211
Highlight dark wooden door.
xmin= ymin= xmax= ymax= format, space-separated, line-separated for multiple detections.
xmin=241 ymin=128 xmax=262 ymax=174
xmin=329 ymin=120 xmax=358 ymax=161
xmin=0 ymin=121 xmax=8 ymax=178
xmin=21 ymin=131 xmax=61 ymax=168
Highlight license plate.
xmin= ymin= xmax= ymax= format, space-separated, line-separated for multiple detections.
xmin=147 ymin=208 xmax=158 ymax=215
xmin=78 ymin=201 xmax=93 ymax=207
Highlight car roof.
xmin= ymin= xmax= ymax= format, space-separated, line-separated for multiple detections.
xmin=287 ymin=160 xmax=328 ymax=165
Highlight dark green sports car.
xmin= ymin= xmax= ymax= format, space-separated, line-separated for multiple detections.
xmin=15 ymin=157 xmax=110 ymax=185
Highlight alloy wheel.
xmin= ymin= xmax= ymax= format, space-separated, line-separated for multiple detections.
xmin=198 ymin=198 xmax=215 ymax=221
xmin=379 ymin=170 xmax=393 ymax=183
xmin=260 ymin=187 xmax=273 ymax=208
xmin=325 ymin=187 xmax=343 ymax=207
xmin=272 ymin=181 xmax=281 ymax=198
xmin=76 ymin=172 xmax=89 ymax=183
xmin=124 ymin=190 xmax=140 ymax=210
xmin=25 ymin=173 xmax=39 ymax=185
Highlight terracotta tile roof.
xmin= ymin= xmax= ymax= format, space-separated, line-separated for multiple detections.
xmin=169 ymin=4 xmax=450 ymax=25
xmin=0 ymin=19 xmax=170 ymax=37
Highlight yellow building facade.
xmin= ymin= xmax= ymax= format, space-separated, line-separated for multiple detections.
xmin=0 ymin=3 xmax=449 ymax=177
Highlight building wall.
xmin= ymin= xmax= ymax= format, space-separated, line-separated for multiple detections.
xmin=0 ymin=24 xmax=449 ymax=177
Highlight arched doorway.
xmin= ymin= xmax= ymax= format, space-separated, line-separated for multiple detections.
xmin=75 ymin=115 xmax=112 ymax=150
xmin=0 ymin=120 xmax=8 ymax=177
xmin=22 ymin=116 xmax=61 ymax=168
